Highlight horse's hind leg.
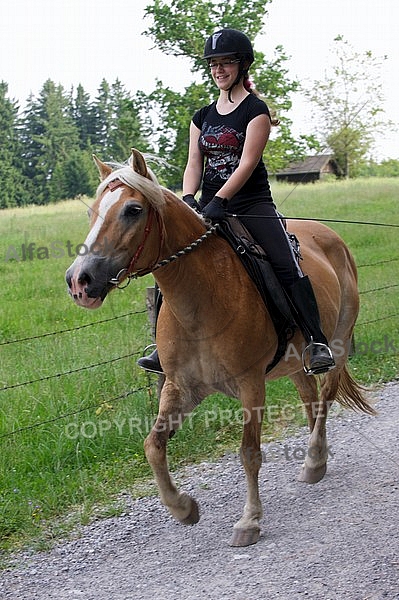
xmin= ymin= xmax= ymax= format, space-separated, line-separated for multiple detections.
xmin=144 ymin=379 xmax=200 ymax=525
xmin=230 ymin=382 xmax=265 ymax=547
xmin=291 ymin=370 xmax=337 ymax=483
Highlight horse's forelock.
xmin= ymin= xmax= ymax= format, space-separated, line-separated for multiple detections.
xmin=96 ymin=165 xmax=166 ymax=209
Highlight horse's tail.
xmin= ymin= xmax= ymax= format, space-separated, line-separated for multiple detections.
xmin=335 ymin=364 xmax=377 ymax=415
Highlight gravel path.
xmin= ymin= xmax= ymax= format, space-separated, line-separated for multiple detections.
xmin=2 ymin=381 xmax=399 ymax=600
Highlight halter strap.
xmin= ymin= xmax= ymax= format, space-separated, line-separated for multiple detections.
xmin=109 ymin=176 xmax=162 ymax=271
xmin=125 ymin=206 xmax=158 ymax=276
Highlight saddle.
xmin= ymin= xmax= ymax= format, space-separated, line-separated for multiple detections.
xmin=217 ymin=216 xmax=299 ymax=374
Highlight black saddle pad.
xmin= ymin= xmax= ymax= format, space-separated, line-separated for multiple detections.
xmin=217 ymin=216 xmax=298 ymax=373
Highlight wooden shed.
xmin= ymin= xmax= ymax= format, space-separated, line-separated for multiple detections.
xmin=275 ymin=154 xmax=341 ymax=183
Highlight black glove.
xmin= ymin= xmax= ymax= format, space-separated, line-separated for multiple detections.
xmin=182 ymin=194 xmax=199 ymax=211
xmin=202 ymin=196 xmax=228 ymax=222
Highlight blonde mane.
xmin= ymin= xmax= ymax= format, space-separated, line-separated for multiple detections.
xmin=96 ymin=159 xmax=166 ymax=209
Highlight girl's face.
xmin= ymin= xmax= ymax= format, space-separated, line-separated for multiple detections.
xmin=208 ymin=56 xmax=240 ymax=91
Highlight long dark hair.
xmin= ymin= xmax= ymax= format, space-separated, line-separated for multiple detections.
xmin=242 ymin=70 xmax=280 ymax=127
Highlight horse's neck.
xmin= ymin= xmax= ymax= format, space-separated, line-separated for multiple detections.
xmin=155 ymin=202 xmax=228 ymax=325
xmin=156 ymin=245 xmax=231 ymax=335
xmin=159 ymin=197 xmax=208 ymax=260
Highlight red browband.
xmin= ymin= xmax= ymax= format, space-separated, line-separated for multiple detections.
xmin=107 ymin=178 xmax=124 ymax=191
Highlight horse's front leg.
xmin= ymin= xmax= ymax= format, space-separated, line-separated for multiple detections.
xmin=144 ymin=379 xmax=200 ymax=525
xmin=230 ymin=387 xmax=264 ymax=547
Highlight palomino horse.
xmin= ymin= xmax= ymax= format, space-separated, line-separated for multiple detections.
xmin=66 ymin=149 xmax=375 ymax=547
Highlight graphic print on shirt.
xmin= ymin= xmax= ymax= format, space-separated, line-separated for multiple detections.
xmin=200 ymin=123 xmax=245 ymax=182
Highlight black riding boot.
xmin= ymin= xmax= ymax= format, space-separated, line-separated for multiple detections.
xmin=137 ymin=347 xmax=163 ymax=374
xmin=137 ymin=286 xmax=164 ymax=374
xmin=289 ymin=276 xmax=335 ymax=375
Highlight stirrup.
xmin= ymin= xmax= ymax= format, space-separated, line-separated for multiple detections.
xmin=302 ymin=341 xmax=336 ymax=376
xmin=137 ymin=344 xmax=163 ymax=375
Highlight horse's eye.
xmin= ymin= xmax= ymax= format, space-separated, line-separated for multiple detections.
xmin=121 ymin=202 xmax=143 ymax=219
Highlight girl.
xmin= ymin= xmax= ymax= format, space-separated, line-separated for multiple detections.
xmin=138 ymin=28 xmax=335 ymax=375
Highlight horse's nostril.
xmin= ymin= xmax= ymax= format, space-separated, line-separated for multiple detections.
xmin=78 ymin=271 xmax=91 ymax=286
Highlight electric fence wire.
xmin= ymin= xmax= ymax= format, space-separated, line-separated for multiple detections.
xmin=0 ymin=217 xmax=397 ymax=439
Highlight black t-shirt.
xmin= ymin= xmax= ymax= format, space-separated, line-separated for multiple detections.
xmin=192 ymin=94 xmax=273 ymax=207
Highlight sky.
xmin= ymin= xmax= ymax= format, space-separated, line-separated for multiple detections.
xmin=1 ymin=0 xmax=398 ymax=159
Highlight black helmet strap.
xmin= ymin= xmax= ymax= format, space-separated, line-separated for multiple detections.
xmin=227 ymin=56 xmax=249 ymax=103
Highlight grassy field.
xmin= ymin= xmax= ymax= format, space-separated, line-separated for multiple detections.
xmin=0 ymin=178 xmax=398 ymax=553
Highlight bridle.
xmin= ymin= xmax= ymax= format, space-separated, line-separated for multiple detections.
xmin=105 ymin=179 xmax=217 ymax=289
xmin=109 ymin=213 xmax=217 ymax=289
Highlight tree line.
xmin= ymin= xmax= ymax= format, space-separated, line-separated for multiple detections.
xmin=0 ymin=79 xmax=153 ymax=208
xmin=1 ymin=0 xmax=397 ymax=209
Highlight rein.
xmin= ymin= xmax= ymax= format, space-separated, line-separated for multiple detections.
xmin=110 ymin=225 xmax=217 ymax=289
xmin=151 ymin=225 xmax=217 ymax=272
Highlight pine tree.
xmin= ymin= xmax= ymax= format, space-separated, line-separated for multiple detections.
xmin=71 ymin=84 xmax=97 ymax=150
xmin=21 ymin=80 xmax=81 ymax=203
xmin=0 ymin=82 xmax=31 ymax=207
xmin=90 ymin=79 xmax=113 ymax=156
xmin=109 ymin=80 xmax=152 ymax=161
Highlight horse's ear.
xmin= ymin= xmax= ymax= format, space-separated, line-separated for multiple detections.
xmin=130 ymin=148 xmax=150 ymax=179
xmin=93 ymin=154 xmax=113 ymax=181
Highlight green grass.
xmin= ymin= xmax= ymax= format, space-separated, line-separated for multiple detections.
xmin=0 ymin=179 xmax=398 ymax=553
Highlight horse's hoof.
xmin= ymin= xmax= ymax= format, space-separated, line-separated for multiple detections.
xmin=180 ymin=498 xmax=200 ymax=525
xmin=229 ymin=527 xmax=260 ymax=547
xmin=297 ymin=463 xmax=327 ymax=484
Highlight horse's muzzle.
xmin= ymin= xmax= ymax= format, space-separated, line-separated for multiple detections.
xmin=65 ymin=257 xmax=119 ymax=309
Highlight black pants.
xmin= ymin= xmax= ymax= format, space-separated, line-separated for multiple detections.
xmin=235 ymin=201 xmax=302 ymax=288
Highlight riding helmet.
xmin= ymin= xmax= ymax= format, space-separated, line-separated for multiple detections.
xmin=203 ymin=28 xmax=254 ymax=64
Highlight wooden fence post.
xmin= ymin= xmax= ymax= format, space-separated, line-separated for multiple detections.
xmin=145 ymin=286 xmax=157 ymax=339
